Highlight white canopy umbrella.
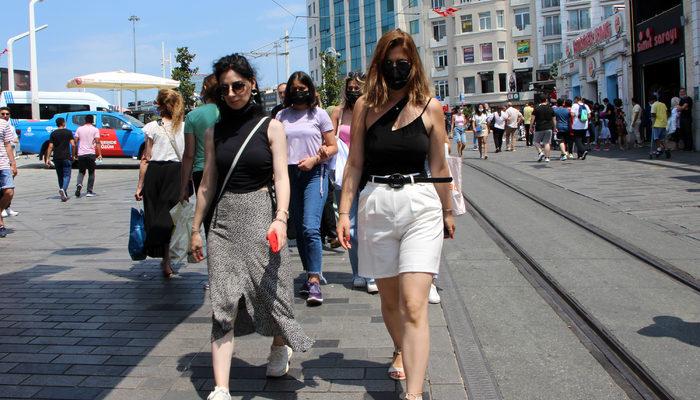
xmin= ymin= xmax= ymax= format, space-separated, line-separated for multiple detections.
xmin=66 ymin=70 xmax=180 ymax=108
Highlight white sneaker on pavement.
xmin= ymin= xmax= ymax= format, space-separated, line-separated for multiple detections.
xmin=207 ymin=386 xmax=231 ymax=400
xmin=1 ymin=210 xmax=6 ymax=218
xmin=428 ymin=284 xmax=441 ymax=304
xmin=366 ymin=279 xmax=378 ymax=294
xmin=5 ymin=208 xmax=18 ymax=217
xmin=266 ymin=345 xmax=293 ymax=377
xmin=352 ymin=277 xmax=366 ymax=289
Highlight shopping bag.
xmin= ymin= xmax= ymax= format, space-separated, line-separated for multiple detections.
xmin=446 ymin=156 xmax=466 ymax=216
xmin=128 ymin=208 xmax=147 ymax=261
xmin=333 ymin=138 xmax=350 ymax=189
xmin=169 ymin=201 xmax=196 ymax=265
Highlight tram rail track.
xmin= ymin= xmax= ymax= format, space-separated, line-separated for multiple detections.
xmin=459 ymin=160 xmax=691 ymax=400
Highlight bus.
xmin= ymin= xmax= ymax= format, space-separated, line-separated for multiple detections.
xmin=0 ymin=91 xmax=111 ymax=120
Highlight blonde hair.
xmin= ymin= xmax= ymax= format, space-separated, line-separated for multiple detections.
xmin=671 ymin=96 xmax=680 ymax=108
xmin=155 ymin=89 xmax=184 ymax=134
xmin=364 ymin=29 xmax=430 ymax=109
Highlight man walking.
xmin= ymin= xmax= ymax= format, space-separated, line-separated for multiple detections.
xmin=0 ymin=118 xmax=17 ymax=238
xmin=0 ymin=107 xmax=19 ymax=218
xmin=45 ymin=118 xmax=75 ymax=202
xmin=570 ymin=97 xmax=590 ymax=160
xmin=74 ymin=115 xmax=101 ymax=198
xmin=678 ymin=88 xmax=693 ymax=151
xmin=523 ymin=102 xmax=534 ymax=146
xmin=504 ymin=102 xmax=523 ymax=151
xmin=650 ymin=94 xmax=670 ymax=158
xmin=630 ymin=98 xmax=643 ymax=148
xmin=530 ymin=93 xmax=556 ymax=164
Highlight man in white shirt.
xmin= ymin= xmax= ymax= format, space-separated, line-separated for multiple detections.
xmin=504 ymin=102 xmax=523 ymax=151
xmin=630 ymin=98 xmax=642 ymax=148
xmin=569 ymin=97 xmax=590 ymax=160
xmin=0 ymin=107 xmax=19 ymax=218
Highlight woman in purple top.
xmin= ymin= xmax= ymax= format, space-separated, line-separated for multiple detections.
xmin=276 ymin=71 xmax=337 ymax=306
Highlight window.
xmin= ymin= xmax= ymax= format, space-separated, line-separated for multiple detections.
xmin=461 ymin=14 xmax=473 ymax=33
xmin=432 ymin=20 xmax=447 ymax=41
xmin=38 ymin=104 xmax=89 ymax=120
xmin=431 ymin=0 xmax=445 ymax=8
xmin=542 ymin=0 xmax=559 ymax=8
xmin=479 ymin=12 xmax=491 ymax=30
xmin=499 ymin=73 xmax=507 ymax=92
xmin=309 ymin=48 xmax=314 ymax=61
xmin=480 ymin=72 xmax=494 ymax=93
xmin=435 ymin=80 xmax=449 ymax=99
xmin=410 ymin=19 xmax=420 ymax=34
xmin=309 ymin=26 xmax=313 ymax=38
xmin=569 ymin=9 xmax=590 ymax=31
xmin=409 ymin=0 xmax=418 ymax=7
xmin=480 ymin=43 xmax=493 ymax=62
xmin=463 ymin=77 xmax=476 ymax=94
xmin=514 ymin=8 xmax=530 ymax=30
xmin=544 ymin=15 xmax=561 ymax=36
xmin=462 ymin=46 xmax=475 ymax=63
xmin=498 ymin=42 xmax=506 ymax=60
xmin=603 ymin=5 xmax=614 ymax=18
xmin=544 ymin=42 xmax=562 ymax=65
xmin=71 ymin=113 xmax=97 ymax=126
xmin=434 ymin=50 xmax=448 ymax=68
xmin=101 ymin=115 xmax=125 ymax=129
xmin=496 ymin=10 xmax=504 ymax=29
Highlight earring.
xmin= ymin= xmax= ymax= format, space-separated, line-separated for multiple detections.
xmin=252 ymin=88 xmax=259 ymax=96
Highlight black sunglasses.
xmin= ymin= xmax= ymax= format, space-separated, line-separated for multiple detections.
xmin=219 ymin=81 xmax=247 ymax=95
xmin=382 ymin=59 xmax=411 ymax=73
xmin=348 ymin=71 xmax=366 ymax=80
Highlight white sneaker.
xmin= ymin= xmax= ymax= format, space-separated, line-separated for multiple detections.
xmin=1 ymin=210 xmax=7 ymax=218
xmin=366 ymin=279 xmax=378 ymax=294
xmin=5 ymin=208 xmax=18 ymax=217
xmin=266 ymin=345 xmax=292 ymax=377
xmin=428 ymin=284 xmax=441 ymax=304
xmin=352 ymin=277 xmax=366 ymax=289
xmin=59 ymin=189 xmax=68 ymax=202
xmin=207 ymin=387 xmax=231 ymax=400
xmin=537 ymin=152 xmax=545 ymax=162
xmin=86 ymin=192 xmax=96 ymax=198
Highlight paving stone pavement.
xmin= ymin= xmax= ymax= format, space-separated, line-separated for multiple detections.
xmin=0 ymin=160 xmax=467 ymax=400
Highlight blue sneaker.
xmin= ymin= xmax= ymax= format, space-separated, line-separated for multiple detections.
xmin=306 ymin=282 xmax=323 ymax=306
xmin=0 ymin=226 xmax=6 ymax=238
xmin=299 ymin=281 xmax=310 ymax=296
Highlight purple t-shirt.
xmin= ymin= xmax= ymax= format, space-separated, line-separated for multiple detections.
xmin=276 ymin=107 xmax=333 ymax=165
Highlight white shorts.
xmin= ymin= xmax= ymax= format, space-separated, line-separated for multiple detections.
xmin=358 ymin=182 xmax=444 ymax=279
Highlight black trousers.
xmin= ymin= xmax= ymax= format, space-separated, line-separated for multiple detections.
xmin=680 ymin=118 xmax=693 ymax=150
xmin=573 ymin=129 xmax=587 ymax=158
xmin=143 ymin=161 xmax=181 ymax=258
xmin=492 ymin=128 xmax=504 ymax=150
xmin=525 ymin=124 xmax=532 ymax=146
xmin=320 ymin=177 xmax=337 ymax=240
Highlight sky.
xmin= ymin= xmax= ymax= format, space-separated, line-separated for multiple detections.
xmin=1 ymin=0 xmax=309 ymax=106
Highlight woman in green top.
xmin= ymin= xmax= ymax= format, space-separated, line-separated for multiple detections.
xmin=181 ymin=74 xmax=220 ymax=201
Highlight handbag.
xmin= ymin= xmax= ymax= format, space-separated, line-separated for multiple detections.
xmin=128 ymin=207 xmax=147 ymax=261
xmin=333 ymin=108 xmax=349 ymax=189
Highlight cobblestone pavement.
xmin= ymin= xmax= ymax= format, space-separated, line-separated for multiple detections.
xmin=0 ymin=160 xmax=466 ymax=400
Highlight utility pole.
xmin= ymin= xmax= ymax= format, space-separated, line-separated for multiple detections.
xmin=29 ymin=0 xmax=44 ymax=120
xmin=160 ymin=42 xmax=172 ymax=78
xmin=128 ymin=15 xmax=140 ymax=108
xmin=7 ymin=24 xmax=47 ymax=91
xmin=284 ymin=30 xmax=290 ymax=79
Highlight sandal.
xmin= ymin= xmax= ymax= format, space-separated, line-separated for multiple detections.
xmin=388 ymin=350 xmax=406 ymax=381
xmin=404 ymin=393 xmax=423 ymax=400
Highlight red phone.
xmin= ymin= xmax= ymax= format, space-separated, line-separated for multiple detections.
xmin=267 ymin=231 xmax=280 ymax=253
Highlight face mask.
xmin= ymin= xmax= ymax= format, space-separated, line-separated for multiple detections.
xmin=290 ymin=90 xmax=311 ymax=105
xmin=478 ymin=108 xmax=484 ymax=112
xmin=381 ymin=60 xmax=412 ymax=91
xmin=346 ymin=91 xmax=361 ymax=105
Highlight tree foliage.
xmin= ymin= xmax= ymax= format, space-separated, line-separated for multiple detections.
xmin=318 ymin=51 xmax=343 ymax=108
xmin=171 ymin=47 xmax=199 ymax=112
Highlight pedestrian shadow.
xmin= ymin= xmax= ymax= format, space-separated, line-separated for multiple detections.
xmin=637 ymin=315 xmax=700 ymax=347
xmin=175 ymin=351 xmax=404 ymax=399
xmin=52 ymin=247 xmax=110 ymax=256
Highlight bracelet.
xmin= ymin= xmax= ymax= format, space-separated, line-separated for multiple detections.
xmin=442 ymin=208 xmax=453 ymax=213
xmin=273 ymin=218 xmax=287 ymax=225
xmin=338 ymin=212 xmax=350 ymax=215
xmin=276 ymin=209 xmax=289 ymax=216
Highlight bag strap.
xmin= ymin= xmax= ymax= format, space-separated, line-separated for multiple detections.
xmin=335 ymin=108 xmax=344 ymax=138
xmin=216 ymin=116 xmax=269 ymax=204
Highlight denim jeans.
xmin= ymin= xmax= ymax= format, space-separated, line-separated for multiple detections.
xmin=289 ymin=164 xmax=328 ymax=277
xmin=54 ymin=159 xmax=72 ymax=192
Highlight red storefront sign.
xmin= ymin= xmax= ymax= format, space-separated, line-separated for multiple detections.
xmin=636 ymin=26 xmax=680 ymax=52
xmin=572 ymin=14 xmax=624 ymax=56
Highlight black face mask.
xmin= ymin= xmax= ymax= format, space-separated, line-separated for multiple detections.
xmin=290 ymin=90 xmax=312 ymax=105
xmin=346 ymin=91 xmax=361 ymax=105
xmin=381 ymin=60 xmax=412 ymax=91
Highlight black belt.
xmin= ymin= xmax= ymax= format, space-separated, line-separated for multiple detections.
xmin=370 ymin=174 xmax=452 ymax=189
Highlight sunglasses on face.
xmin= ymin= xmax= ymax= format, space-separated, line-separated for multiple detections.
xmin=219 ymin=81 xmax=247 ymax=95
xmin=347 ymin=71 xmax=366 ymax=80
xmin=382 ymin=59 xmax=411 ymax=73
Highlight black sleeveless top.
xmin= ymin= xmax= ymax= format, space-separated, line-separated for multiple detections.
xmin=363 ymin=97 xmax=431 ymax=181
xmin=214 ymin=104 xmax=272 ymax=194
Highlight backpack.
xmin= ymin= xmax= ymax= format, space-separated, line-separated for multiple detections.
xmin=578 ymin=104 xmax=589 ymax=122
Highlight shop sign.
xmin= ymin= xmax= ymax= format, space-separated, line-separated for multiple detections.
xmin=636 ymin=26 xmax=680 ymax=52
xmin=588 ymin=57 xmax=597 ymax=78
xmin=516 ymin=40 xmax=530 ymax=58
xmin=572 ymin=13 xmax=624 ymax=56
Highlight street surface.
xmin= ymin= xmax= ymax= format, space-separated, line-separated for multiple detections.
xmin=1 ymin=142 xmax=698 ymax=399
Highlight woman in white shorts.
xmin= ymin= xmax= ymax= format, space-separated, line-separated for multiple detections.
xmin=336 ymin=29 xmax=455 ymax=400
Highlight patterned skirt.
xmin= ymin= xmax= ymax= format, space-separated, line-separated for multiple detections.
xmin=207 ymin=189 xmax=314 ymax=352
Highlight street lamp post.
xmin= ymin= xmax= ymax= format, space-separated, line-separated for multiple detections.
xmin=128 ymin=15 xmax=140 ymax=109
xmin=7 ymin=24 xmax=48 ymax=91
xmin=28 ymin=0 xmax=44 ymax=120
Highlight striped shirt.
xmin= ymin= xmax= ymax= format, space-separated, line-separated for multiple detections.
xmin=0 ymin=119 xmax=14 ymax=170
